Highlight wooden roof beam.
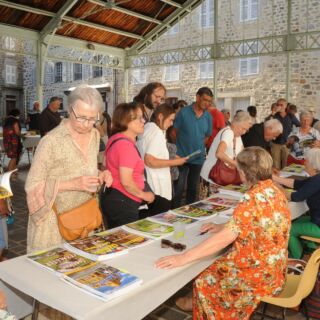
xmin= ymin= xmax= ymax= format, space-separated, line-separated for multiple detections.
xmin=87 ymin=0 xmax=162 ymax=24
xmin=160 ymin=0 xmax=182 ymax=8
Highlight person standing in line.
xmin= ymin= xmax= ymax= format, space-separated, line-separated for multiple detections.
xmin=133 ymin=82 xmax=166 ymax=122
xmin=221 ymin=109 xmax=231 ymax=126
xmin=206 ymin=102 xmax=226 ymax=151
xmin=39 ymin=96 xmax=62 ymax=137
xmin=137 ymin=104 xmax=188 ymax=216
xmin=26 ymin=101 xmax=41 ymax=132
xmin=171 ymin=87 xmax=213 ymax=208
xmin=3 ymin=108 xmax=23 ymax=172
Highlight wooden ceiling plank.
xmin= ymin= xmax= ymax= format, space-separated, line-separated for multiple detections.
xmin=87 ymin=0 xmax=162 ymax=24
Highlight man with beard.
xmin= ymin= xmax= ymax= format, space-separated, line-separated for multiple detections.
xmin=133 ymin=82 xmax=166 ymax=122
xmin=172 ymin=87 xmax=213 ymax=208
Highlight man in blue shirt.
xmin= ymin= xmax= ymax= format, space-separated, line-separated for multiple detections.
xmin=172 ymin=87 xmax=213 ymax=208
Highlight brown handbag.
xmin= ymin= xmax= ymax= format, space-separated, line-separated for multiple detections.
xmin=209 ymin=159 xmax=241 ymax=186
xmin=53 ymin=197 xmax=103 ymax=241
xmin=208 ymin=128 xmax=242 ymax=186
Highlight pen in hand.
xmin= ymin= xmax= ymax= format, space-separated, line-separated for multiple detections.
xmin=197 ymin=230 xmax=209 ymax=236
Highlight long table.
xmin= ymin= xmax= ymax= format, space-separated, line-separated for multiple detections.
xmin=0 ymin=199 xmax=308 ymax=320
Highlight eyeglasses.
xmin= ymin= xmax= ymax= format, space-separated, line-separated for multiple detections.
xmin=161 ymin=239 xmax=186 ymax=252
xmin=71 ymin=107 xmax=99 ymax=125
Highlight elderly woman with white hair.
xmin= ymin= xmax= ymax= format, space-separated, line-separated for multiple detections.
xmin=25 ymin=85 xmax=113 ymax=253
xmin=273 ymin=148 xmax=320 ymax=259
xmin=200 ymin=111 xmax=251 ymax=197
xmin=286 ymin=110 xmax=320 ymax=165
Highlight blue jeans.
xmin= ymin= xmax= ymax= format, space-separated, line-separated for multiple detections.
xmin=172 ymin=163 xmax=202 ymax=209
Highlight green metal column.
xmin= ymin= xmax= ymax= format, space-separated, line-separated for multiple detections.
xmin=286 ymin=0 xmax=292 ymax=101
xmin=213 ymin=0 xmax=218 ymax=100
xmin=36 ymin=40 xmax=45 ymax=106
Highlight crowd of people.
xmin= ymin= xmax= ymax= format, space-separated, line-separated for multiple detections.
xmin=1 ymin=82 xmax=320 ymax=318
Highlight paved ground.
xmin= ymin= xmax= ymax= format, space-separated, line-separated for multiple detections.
xmin=5 ymin=153 xmax=308 ymax=320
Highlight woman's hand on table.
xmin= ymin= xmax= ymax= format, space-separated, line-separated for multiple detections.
xmin=200 ymin=222 xmax=223 ymax=234
xmin=155 ymin=253 xmax=189 ymax=269
xmin=98 ymin=170 xmax=113 ymax=187
xmin=0 ymin=290 xmax=7 ymax=309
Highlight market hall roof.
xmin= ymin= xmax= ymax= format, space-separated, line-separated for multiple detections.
xmin=0 ymin=0 xmax=203 ymax=52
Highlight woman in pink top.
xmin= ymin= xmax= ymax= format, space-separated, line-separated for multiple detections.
xmin=101 ymin=102 xmax=155 ymax=228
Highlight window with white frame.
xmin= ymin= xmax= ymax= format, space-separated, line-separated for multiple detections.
xmin=5 ymin=65 xmax=17 ymax=84
xmin=166 ymin=23 xmax=180 ymax=35
xmin=240 ymin=0 xmax=258 ymax=22
xmin=199 ymin=61 xmax=214 ymax=79
xmin=131 ymin=69 xmax=147 ymax=84
xmin=200 ymin=0 xmax=214 ymax=28
xmin=164 ymin=65 xmax=179 ymax=82
xmin=92 ymin=55 xmax=103 ymax=78
xmin=4 ymin=37 xmax=15 ymax=51
xmin=239 ymin=57 xmax=259 ymax=76
xmin=54 ymin=62 xmax=63 ymax=82
xmin=73 ymin=63 xmax=82 ymax=81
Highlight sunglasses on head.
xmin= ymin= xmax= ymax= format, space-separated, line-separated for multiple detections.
xmin=161 ymin=239 xmax=186 ymax=252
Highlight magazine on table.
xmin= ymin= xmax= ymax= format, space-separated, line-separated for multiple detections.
xmin=282 ymin=164 xmax=305 ymax=174
xmin=64 ymin=235 xmax=128 ymax=261
xmin=147 ymin=212 xmax=198 ymax=226
xmin=0 ymin=169 xmax=17 ymax=199
xmin=173 ymin=201 xmax=231 ymax=220
xmin=122 ymin=219 xmax=174 ymax=239
xmin=206 ymin=195 xmax=240 ymax=207
xmin=27 ymin=247 xmax=97 ymax=275
xmin=62 ymin=264 xmax=142 ymax=302
xmin=217 ymin=184 xmax=247 ymax=198
xmin=96 ymin=228 xmax=153 ymax=249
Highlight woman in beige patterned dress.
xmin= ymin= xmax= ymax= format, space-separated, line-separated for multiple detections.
xmin=26 ymin=85 xmax=112 ymax=253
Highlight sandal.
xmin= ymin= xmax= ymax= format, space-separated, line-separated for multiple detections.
xmin=175 ymin=296 xmax=193 ymax=312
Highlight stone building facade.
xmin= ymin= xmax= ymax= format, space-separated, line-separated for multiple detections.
xmin=127 ymin=0 xmax=320 ymax=121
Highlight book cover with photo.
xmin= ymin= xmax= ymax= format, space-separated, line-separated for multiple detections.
xmin=147 ymin=212 xmax=198 ymax=226
xmin=27 ymin=247 xmax=97 ymax=275
xmin=122 ymin=219 xmax=174 ymax=238
xmin=206 ymin=195 xmax=239 ymax=207
xmin=96 ymin=229 xmax=153 ymax=249
xmin=217 ymin=184 xmax=248 ymax=197
xmin=282 ymin=164 xmax=305 ymax=173
xmin=64 ymin=235 xmax=128 ymax=261
xmin=173 ymin=201 xmax=230 ymax=219
xmin=62 ymin=264 xmax=142 ymax=301
xmin=0 ymin=169 xmax=17 ymax=199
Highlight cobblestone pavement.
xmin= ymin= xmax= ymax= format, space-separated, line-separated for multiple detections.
xmin=6 ymin=154 xmax=307 ymax=320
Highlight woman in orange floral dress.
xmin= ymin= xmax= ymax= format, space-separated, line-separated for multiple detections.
xmin=156 ymin=147 xmax=291 ymax=320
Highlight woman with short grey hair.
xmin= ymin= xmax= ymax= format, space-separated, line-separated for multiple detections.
xmin=26 ymin=85 xmax=113 ymax=253
xmin=287 ymin=109 xmax=320 ymax=165
xmin=273 ymin=148 xmax=320 ymax=259
xmin=200 ymin=111 xmax=251 ymax=197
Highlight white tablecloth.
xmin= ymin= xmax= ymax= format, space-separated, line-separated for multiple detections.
xmin=0 ymin=200 xmax=308 ymax=320
xmin=0 ymin=135 xmax=40 ymax=151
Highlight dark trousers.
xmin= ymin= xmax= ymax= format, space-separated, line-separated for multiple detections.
xmin=172 ymin=163 xmax=202 ymax=209
xmin=100 ymin=188 xmax=140 ymax=229
xmin=139 ymin=195 xmax=171 ymax=219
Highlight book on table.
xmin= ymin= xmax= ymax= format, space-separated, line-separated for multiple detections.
xmin=0 ymin=169 xmax=17 ymax=199
xmin=62 ymin=264 xmax=142 ymax=302
xmin=147 ymin=212 xmax=198 ymax=226
xmin=64 ymin=235 xmax=128 ymax=261
xmin=206 ymin=195 xmax=240 ymax=207
xmin=173 ymin=200 xmax=231 ymax=220
xmin=217 ymin=184 xmax=248 ymax=198
xmin=95 ymin=228 xmax=153 ymax=249
xmin=282 ymin=164 xmax=305 ymax=173
xmin=26 ymin=247 xmax=98 ymax=275
xmin=122 ymin=219 xmax=174 ymax=238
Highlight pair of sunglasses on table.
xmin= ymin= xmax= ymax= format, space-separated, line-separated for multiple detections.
xmin=161 ymin=239 xmax=186 ymax=252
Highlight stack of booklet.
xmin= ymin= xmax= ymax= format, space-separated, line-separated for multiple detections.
xmin=27 ymin=247 xmax=142 ymax=301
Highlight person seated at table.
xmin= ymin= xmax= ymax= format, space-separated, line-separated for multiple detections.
xmin=199 ymin=111 xmax=251 ymax=198
xmin=156 ymin=147 xmax=291 ymax=319
xmin=137 ymin=104 xmax=188 ymax=216
xmin=100 ymin=102 xmax=155 ymax=228
xmin=25 ymin=85 xmax=113 ymax=253
xmin=286 ymin=110 xmax=320 ymax=165
xmin=273 ymin=148 xmax=320 ymax=259
xmin=3 ymin=108 xmax=22 ymax=173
